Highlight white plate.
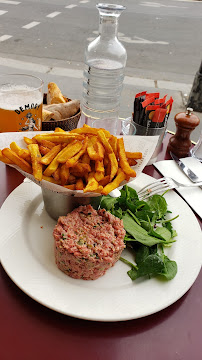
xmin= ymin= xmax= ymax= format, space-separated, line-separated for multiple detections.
xmin=0 ymin=173 xmax=202 ymax=322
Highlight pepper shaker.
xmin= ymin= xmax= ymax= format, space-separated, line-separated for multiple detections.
xmin=167 ymin=108 xmax=200 ymax=158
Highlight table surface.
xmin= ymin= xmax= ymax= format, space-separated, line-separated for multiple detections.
xmin=0 ymin=134 xmax=201 ymax=360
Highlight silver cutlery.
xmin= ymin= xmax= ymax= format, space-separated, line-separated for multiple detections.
xmin=137 ymin=176 xmax=202 ymax=201
xmin=170 ymin=152 xmax=202 ymax=183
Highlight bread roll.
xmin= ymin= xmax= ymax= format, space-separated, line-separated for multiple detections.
xmin=47 ymin=82 xmax=66 ymax=105
xmin=44 ymin=100 xmax=80 ymax=120
xmin=42 ymin=109 xmax=54 ymax=122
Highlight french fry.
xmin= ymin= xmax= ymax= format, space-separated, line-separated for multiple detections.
xmin=108 ymin=152 xmax=118 ymax=181
xmin=81 ymin=152 xmax=90 ymax=165
xmin=97 ymin=130 xmax=113 ymax=154
xmin=39 ymin=145 xmax=50 ymax=156
xmin=42 ymin=175 xmax=61 ymax=185
xmin=65 ymin=137 xmax=88 ymax=168
xmin=39 ymin=139 xmax=57 ymax=149
xmin=83 ymin=172 xmax=89 ymax=184
xmin=54 ymin=127 xmax=66 ymax=133
xmin=101 ymin=169 xmax=126 ymax=195
xmin=103 ymin=154 xmax=109 ymax=167
xmin=43 ymin=141 xmax=78 ymax=176
xmin=40 ymin=144 xmax=62 ymax=165
xmin=109 ymin=135 xmax=118 ymax=157
xmin=10 ymin=141 xmax=23 ymax=155
xmin=99 ymin=175 xmax=110 ymax=187
xmin=83 ymin=172 xmax=99 ymax=193
xmin=95 ymin=159 xmax=104 ymax=173
xmin=23 ymin=136 xmax=37 ymax=145
xmin=64 ymin=184 xmax=76 ymax=190
xmin=70 ymin=124 xmax=111 ymax=138
xmin=43 ymin=154 xmax=60 ymax=177
xmin=2 ymin=148 xmax=32 ymax=174
xmin=97 ymin=141 xmax=105 ymax=160
xmin=125 ymin=151 xmax=142 ymax=159
xmin=57 ymin=140 xmax=83 ymax=163
xmin=76 ymin=178 xmax=84 ymax=190
xmin=10 ymin=142 xmax=31 ymax=162
xmin=34 ymin=133 xmax=84 ymax=143
xmin=117 ymin=138 xmax=136 ymax=177
xmin=94 ymin=171 xmax=104 ymax=182
xmin=125 ymin=174 xmax=131 ymax=182
xmin=127 ymin=158 xmax=137 ymax=166
xmin=87 ymin=138 xmax=105 ymax=162
xmin=87 ymin=136 xmax=99 ymax=160
xmin=70 ymin=171 xmax=88 ymax=178
xmin=60 ymin=164 xmax=70 ymax=185
xmin=65 ymin=154 xmax=81 ymax=168
xmin=52 ymin=167 xmax=60 ymax=181
xmin=91 ymin=185 xmax=103 ymax=193
xmin=94 ymin=159 xmax=105 ymax=182
xmin=68 ymin=174 xmax=77 ymax=184
xmin=19 ymin=150 xmax=31 ymax=163
xmin=0 ymin=149 xmax=14 ymax=164
xmin=28 ymin=144 xmax=43 ymax=181
xmin=104 ymin=153 xmax=111 ymax=176
xmin=71 ymin=162 xmax=91 ymax=175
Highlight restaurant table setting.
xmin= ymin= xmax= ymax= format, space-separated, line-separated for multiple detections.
xmin=0 ymin=132 xmax=202 ymax=360
xmin=0 ymin=125 xmax=202 ymax=316
xmin=0 ymin=3 xmax=202 ymax=358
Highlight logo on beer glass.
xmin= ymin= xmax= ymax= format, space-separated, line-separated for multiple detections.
xmin=15 ymin=103 xmax=42 ymax=131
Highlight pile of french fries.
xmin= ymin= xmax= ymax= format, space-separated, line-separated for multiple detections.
xmin=0 ymin=125 xmax=142 ymax=195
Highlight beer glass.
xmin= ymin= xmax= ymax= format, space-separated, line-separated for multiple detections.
xmin=0 ymin=74 xmax=43 ymax=132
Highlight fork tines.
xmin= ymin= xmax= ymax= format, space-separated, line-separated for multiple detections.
xmin=137 ymin=178 xmax=172 ymax=200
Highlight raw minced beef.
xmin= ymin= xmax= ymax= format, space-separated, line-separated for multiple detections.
xmin=53 ymin=204 xmax=126 ymax=280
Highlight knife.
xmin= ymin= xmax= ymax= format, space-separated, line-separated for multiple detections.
xmin=170 ymin=152 xmax=202 ymax=183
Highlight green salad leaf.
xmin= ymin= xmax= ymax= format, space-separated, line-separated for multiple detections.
xmin=100 ymin=185 xmax=179 ymax=282
xmin=147 ymin=194 xmax=167 ymax=218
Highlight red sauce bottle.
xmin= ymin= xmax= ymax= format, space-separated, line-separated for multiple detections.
xmin=167 ymin=108 xmax=200 ymax=158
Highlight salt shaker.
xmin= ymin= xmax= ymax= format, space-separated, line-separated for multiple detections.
xmin=167 ymin=108 xmax=200 ymax=158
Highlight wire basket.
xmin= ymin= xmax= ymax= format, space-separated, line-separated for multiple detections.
xmin=42 ymin=93 xmax=80 ymax=131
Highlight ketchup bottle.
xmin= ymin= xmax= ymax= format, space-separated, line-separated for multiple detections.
xmin=167 ymin=108 xmax=200 ymax=158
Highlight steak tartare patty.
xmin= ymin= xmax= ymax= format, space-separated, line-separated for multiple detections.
xmin=53 ymin=204 xmax=126 ymax=280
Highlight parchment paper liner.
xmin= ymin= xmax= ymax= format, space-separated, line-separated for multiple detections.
xmin=0 ymin=131 xmax=159 ymax=197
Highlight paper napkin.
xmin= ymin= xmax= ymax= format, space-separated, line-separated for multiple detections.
xmin=154 ymin=157 xmax=202 ymax=219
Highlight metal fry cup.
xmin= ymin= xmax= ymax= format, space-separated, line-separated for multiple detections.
xmin=42 ymin=188 xmax=102 ymax=220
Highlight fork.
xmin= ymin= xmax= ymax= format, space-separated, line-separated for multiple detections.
xmin=137 ymin=177 xmax=202 ymax=201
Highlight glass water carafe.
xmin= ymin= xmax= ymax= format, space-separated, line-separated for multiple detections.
xmin=80 ymin=3 xmax=127 ymax=132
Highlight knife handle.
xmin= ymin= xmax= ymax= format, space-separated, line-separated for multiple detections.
xmin=167 ymin=108 xmax=200 ymax=158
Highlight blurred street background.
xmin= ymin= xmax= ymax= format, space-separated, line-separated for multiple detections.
xmin=0 ymin=0 xmax=201 ymax=140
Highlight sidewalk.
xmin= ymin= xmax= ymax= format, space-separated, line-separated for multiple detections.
xmin=0 ymin=56 xmax=201 ymax=142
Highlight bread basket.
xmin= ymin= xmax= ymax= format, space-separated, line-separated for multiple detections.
xmin=42 ymin=93 xmax=81 ymax=131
